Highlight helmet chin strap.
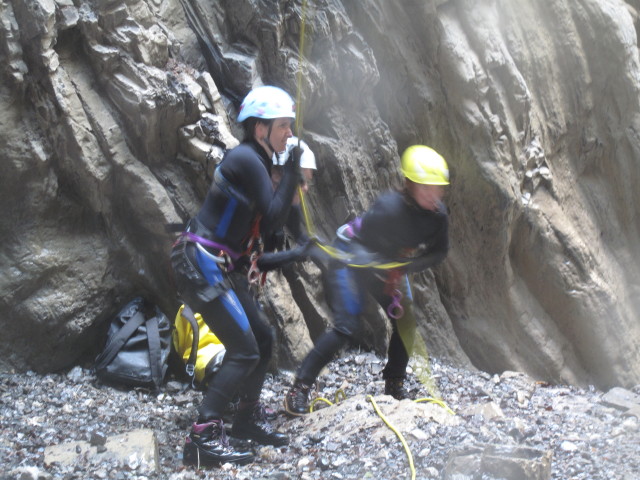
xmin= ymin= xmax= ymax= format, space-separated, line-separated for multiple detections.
xmin=262 ymin=121 xmax=276 ymax=156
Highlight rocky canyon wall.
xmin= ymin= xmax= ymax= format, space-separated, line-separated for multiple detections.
xmin=1 ymin=0 xmax=639 ymax=390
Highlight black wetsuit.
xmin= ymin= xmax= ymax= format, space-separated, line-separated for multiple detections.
xmin=171 ymin=139 xmax=298 ymax=421
xmin=295 ymin=189 xmax=449 ymax=384
xmin=255 ymin=204 xmax=311 ymax=271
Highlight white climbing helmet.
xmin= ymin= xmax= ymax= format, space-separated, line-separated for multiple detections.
xmin=273 ymin=137 xmax=317 ymax=169
xmin=237 ymin=85 xmax=296 ymax=122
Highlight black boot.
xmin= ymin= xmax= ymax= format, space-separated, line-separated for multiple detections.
xmin=223 ymin=396 xmax=278 ymax=423
xmin=384 ymin=377 xmax=410 ymax=400
xmin=284 ymin=380 xmax=311 ymax=416
xmin=183 ymin=420 xmax=254 ymax=467
xmin=231 ymin=401 xmax=289 ymax=446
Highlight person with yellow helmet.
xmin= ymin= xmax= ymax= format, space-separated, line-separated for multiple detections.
xmin=171 ymin=85 xmax=304 ymax=467
xmin=284 ymin=145 xmax=450 ymax=415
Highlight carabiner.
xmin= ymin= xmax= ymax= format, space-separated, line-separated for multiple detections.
xmin=247 ymin=252 xmax=261 ymax=285
xmin=386 ymin=289 xmax=404 ymax=320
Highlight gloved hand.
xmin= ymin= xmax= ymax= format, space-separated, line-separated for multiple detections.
xmin=347 ymin=242 xmax=385 ymax=268
xmin=306 ymin=243 xmax=331 ymax=268
xmin=256 ymin=244 xmax=308 ymax=272
xmin=284 ymin=145 xmax=303 ymax=175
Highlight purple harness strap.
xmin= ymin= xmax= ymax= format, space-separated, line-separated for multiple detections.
xmin=181 ymin=232 xmax=242 ymax=261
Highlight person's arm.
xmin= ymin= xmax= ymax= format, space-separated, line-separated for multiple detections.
xmin=241 ymin=147 xmax=302 ymax=236
xmin=285 ymin=205 xmax=309 ymax=244
xmin=401 ymin=214 xmax=449 ymax=273
xmin=256 ymin=243 xmax=309 ymax=272
xmin=402 ymin=248 xmax=448 ymax=273
xmin=355 ymin=193 xmax=450 ymax=272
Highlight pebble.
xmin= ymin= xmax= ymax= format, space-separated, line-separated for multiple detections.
xmin=1 ymin=352 xmax=639 ymax=479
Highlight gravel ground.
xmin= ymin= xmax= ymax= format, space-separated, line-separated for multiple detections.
xmin=1 ymin=350 xmax=639 ymax=480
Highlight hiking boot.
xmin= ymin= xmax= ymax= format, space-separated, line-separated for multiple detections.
xmin=284 ymin=380 xmax=311 ymax=416
xmin=221 ymin=397 xmax=240 ymax=424
xmin=183 ymin=420 xmax=254 ymax=467
xmin=259 ymin=402 xmax=278 ymax=421
xmin=223 ymin=397 xmax=277 ymax=424
xmin=231 ymin=402 xmax=289 ymax=446
xmin=385 ymin=377 xmax=410 ymax=400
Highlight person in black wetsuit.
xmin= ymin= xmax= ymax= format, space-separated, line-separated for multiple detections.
xmin=218 ymin=138 xmax=318 ymax=421
xmin=283 ymin=145 xmax=451 ymax=416
xmin=171 ymin=85 xmax=304 ymax=467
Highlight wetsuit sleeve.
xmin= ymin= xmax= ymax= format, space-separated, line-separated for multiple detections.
xmin=257 ymin=158 xmax=300 ymax=235
xmin=285 ymin=205 xmax=309 ymax=244
xmin=229 ymin=148 xmax=298 ymax=236
xmin=357 ymin=192 xmax=450 ymax=273
xmin=256 ymin=244 xmax=309 ymax=272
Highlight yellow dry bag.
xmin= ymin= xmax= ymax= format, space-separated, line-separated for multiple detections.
xmin=172 ymin=304 xmax=226 ymax=386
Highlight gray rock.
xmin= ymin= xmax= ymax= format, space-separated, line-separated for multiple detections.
xmin=601 ymin=387 xmax=640 ymax=411
xmin=1 ymin=0 xmax=640 ymax=406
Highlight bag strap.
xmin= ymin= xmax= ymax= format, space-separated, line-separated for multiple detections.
xmin=180 ymin=304 xmax=200 ymax=387
xmin=95 ymin=310 xmax=146 ymax=370
xmin=146 ymin=314 xmax=164 ymax=389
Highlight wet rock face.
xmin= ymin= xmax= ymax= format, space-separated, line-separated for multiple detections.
xmin=1 ymin=0 xmax=639 ymax=389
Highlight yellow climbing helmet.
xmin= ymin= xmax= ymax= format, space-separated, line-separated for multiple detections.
xmin=401 ymin=145 xmax=450 ymax=185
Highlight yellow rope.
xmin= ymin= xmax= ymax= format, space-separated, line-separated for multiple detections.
xmin=305 ymin=388 xmax=455 ymax=479
xmin=309 ymin=396 xmax=333 ymax=412
xmin=367 ymin=395 xmax=416 ymax=480
xmin=291 ymin=14 xmax=450 ymax=480
xmin=295 ymin=0 xmax=308 ymax=139
xmin=309 ymin=388 xmax=347 ymax=412
xmin=298 ymin=188 xmax=410 ymax=269
xmin=293 ymin=0 xmax=408 ymax=270
xmin=414 ymin=397 xmax=456 ymax=416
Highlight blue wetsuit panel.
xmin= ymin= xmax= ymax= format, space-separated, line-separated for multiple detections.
xmin=216 ymin=197 xmax=238 ymax=239
xmin=220 ymin=290 xmax=250 ymax=332
xmin=195 ymin=248 xmax=250 ymax=332
xmin=336 ymin=268 xmax=363 ymax=316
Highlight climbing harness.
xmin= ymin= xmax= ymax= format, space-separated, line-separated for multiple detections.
xmin=387 ymin=289 xmax=404 ymax=320
xmin=239 ymin=215 xmax=267 ymax=289
xmin=300 ymin=187 xmax=411 ymax=269
xmin=247 ymin=251 xmax=267 ymax=289
xmin=383 ymin=269 xmax=405 ymax=320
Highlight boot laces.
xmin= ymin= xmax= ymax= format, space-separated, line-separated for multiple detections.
xmin=198 ymin=420 xmax=232 ymax=450
xmin=289 ymin=384 xmax=310 ymax=409
xmin=251 ymin=403 xmax=276 ymax=433
xmin=386 ymin=378 xmax=409 ymax=399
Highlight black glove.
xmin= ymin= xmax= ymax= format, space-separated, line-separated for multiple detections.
xmin=306 ymin=243 xmax=331 ymax=269
xmin=256 ymin=244 xmax=308 ymax=272
xmin=402 ymin=250 xmax=447 ymax=274
xmin=284 ymin=145 xmax=303 ymax=175
xmin=346 ymin=242 xmax=385 ymax=267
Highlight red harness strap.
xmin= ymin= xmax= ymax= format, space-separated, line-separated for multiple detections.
xmin=242 ymin=215 xmax=263 ymax=256
xmin=384 ymin=269 xmax=405 ymax=319
xmin=384 ymin=269 xmax=403 ymax=296
xmin=243 ymin=215 xmax=267 ymax=287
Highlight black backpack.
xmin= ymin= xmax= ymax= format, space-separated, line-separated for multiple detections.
xmin=95 ymin=297 xmax=171 ymax=389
